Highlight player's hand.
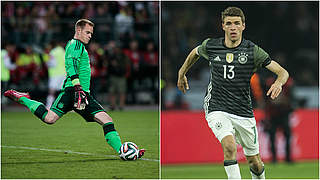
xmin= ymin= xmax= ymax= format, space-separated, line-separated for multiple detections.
xmin=266 ymin=82 xmax=282 ymax=100
xmin=177 ymin=75 xmax=189 ymax=94
xmin=74 ymin=85 xmax=88 ymax=110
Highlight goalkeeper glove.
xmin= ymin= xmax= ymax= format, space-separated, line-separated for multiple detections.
xmin=74 ymin=85 xmax=88 ymax=110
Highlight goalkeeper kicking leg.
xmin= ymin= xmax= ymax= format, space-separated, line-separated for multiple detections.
xmin=4 ymin=89 xmax=60 ymax=124
xmin=3 ymin=85 xmax=89 ymax=124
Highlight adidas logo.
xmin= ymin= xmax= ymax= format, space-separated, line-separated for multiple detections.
xmin=213 ymin=56 xmax=221 ymax=61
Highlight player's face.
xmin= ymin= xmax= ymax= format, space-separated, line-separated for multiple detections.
xmin=78 ymin=24 xmax=93 ymax=44
xmin=222 ymin=16 xmax=245 ymax=43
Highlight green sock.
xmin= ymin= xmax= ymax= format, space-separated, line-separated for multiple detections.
xmin=19 ymin=97 xmax=48 ymax=120
xmin=103 ymin=122 xmax=122 ymax=153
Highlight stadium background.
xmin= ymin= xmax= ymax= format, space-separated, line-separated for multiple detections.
xmin=161 ymin=1 xmax=319 ymax=178
xmin=2 ymin=1 xmax=159 ymax=107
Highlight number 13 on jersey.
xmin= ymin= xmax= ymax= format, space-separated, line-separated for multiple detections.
xmin=223 ymin=65 xmax=235 ymax=79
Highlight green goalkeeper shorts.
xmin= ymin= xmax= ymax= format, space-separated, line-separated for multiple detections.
xmin=50 ymin=87 xmax=105 ymax=122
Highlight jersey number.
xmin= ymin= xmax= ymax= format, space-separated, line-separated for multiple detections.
xmin=223 ymin=65 xmax=235 ymax=79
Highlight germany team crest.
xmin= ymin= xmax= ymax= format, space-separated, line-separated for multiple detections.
xmin=226 ymin=53 xmax=234 ymax=63
xmin=238 ymin=52 xmax=248 ymax=64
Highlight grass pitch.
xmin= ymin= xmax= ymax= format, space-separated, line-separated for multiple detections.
xmin=161 ymin=160 xmax=319 ymax=179
xmin=1 ymin=110 xmax=159 ymax=179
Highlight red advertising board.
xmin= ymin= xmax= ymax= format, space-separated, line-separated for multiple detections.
xmin=161 ymin=109 xmax=319 ymax=164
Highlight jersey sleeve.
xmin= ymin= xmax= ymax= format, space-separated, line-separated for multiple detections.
xmin=65 ymin=41 xmax=83 ymax=84
xmin=197 ymin=38 xmax=210 ymax=60
xmin=253 ymin=45 xmax=271 ymax=69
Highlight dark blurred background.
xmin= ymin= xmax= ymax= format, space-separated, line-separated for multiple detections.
xmin=1 ymin=1 xmax=159 ymax=109
xmin=162 ymin=1 xmax=318 ymax=110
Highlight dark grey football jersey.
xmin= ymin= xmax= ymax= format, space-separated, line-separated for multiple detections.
xmin=197 ymin=37 xmax=271 ymax=118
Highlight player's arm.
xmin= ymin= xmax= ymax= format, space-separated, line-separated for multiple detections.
xmin=65 ymin=55 xmax=81 ymax=86
xmin=178 ymin=38 xmax=210 ymax=94
xmin=253 ymin=45 xmax=289 ymax=100
xmin=177 ymin=47 xmax=200 ymax=94
xmin=65 ymin=41 xmax=88 ymax=109
xmin=265 ymin=61 xmax=289 ymax=99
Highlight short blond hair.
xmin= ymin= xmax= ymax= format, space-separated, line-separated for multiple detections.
xmin=75 ymin=19 xmax=94 ymax=30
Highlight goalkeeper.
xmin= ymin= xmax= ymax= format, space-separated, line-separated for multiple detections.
xmin=4 ymin=19 xmax=145 ymax=159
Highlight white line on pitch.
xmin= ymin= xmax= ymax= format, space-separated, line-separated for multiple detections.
xmin=1 ymin=145 xmax=159 ymax=162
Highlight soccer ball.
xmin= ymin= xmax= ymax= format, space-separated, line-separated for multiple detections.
xmin=119 ymin=142 xmax=139 ymax=161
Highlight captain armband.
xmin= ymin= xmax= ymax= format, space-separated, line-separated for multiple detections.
xmin=70 ymin=75 xmax=80 ymax=86
xmin=262 ymin=57 xmax=272 ymax=67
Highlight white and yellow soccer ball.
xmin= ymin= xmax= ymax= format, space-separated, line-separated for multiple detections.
xmin=119 ymin=142 xmax=139 ymax=161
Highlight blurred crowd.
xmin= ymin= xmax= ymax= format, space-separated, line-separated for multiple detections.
xmin=2 ymin=1 xmax=158 ymax=46
xmin=1 ymin=1 xmax=159 ymax=108
xmin=162 ymin=2 xmax=318 ymax=87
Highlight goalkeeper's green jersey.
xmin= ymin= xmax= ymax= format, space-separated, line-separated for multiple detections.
xmin=62 ymin=39 xmax=91 ymax=93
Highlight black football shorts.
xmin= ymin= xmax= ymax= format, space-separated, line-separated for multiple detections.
xmin=50 ymin=87 xmax=105 ymax=122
